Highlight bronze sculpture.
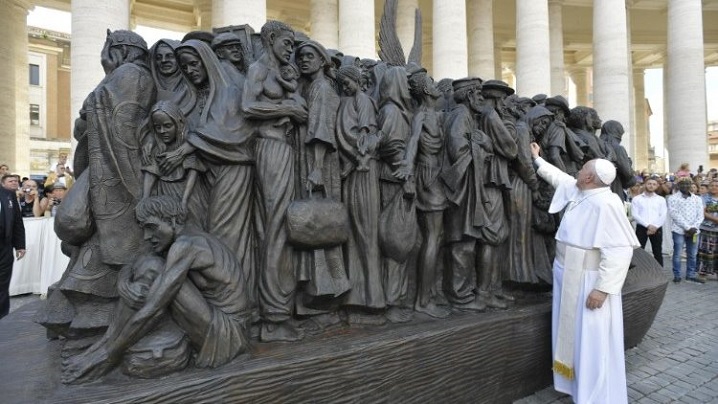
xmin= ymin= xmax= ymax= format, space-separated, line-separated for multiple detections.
xmin=32 ymin=12 xmax=646 ymax=391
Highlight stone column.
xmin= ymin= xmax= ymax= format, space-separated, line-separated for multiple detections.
xmin=502 ymin=65 xmax=516 ymax=90
xmin=397 ymin=0 xmax=419 ymax=60
xmin=14 ymin=1 xmax=30 ymax=175
xmin=338 ymin=0 xmax=375 ymax=59
xmin=666 ymin=0 xmax=707 ymax=169
xmin=433 ymin=0 xmax=468 ymax=80
xmin=71 ymin=0 xmax=130 ymax=164
xmin=310 ymin=0 xmax=338 ymax=49
xmin=633 ymin=69 xmax=649 ymax=171
xmin=548 ymin=0 xmax=566 ymax=97
xmin=515 ymin=0 xmax=551 ymax=97
xmin=468 ymin=0 xmax=495 ymax=80
xmin=0 ymin=0 xmax=31 ymax=174
xmin=218 ymin=0 xmax=266 ymax=31
xmin=592 ymin=0 xmax=632 ymax=156
xmin=494 ymin=40 xmax=503 ymax=81
xmin=212 ymin=0 xmax=224 ymax=27
xmin=569 ymin=67 xmax=589 ymax=106
xmin=196 ymin=0 xmax=213 ymax=31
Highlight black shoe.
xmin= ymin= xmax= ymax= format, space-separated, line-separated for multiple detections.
xmin=673 ymin=277 xmax=681 ymax=283
xmin=686 ymin=277 xmax=706 ymax=284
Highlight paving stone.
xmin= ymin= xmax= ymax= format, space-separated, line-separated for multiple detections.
xmin=647 ymin=391 xmax=675 ymax=403
xmin=627 ymin=386 xmax=644 ymax=401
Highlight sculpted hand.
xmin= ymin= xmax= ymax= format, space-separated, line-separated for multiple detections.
xmin=402 ymin=179 xmax=416 ymax=199
xmin=292 ymin=104 xmax=308 ymax=122
xmin=15 ymin=249 xmax=26 ymax=260
xmin=586 ymin=289 xmax=608 ymax=310
xmin=530 ymin=142 xmax=541 ymax=159
xmin=392 ymin=160 xmax=413 ymax=181
xmin=158 ymin=142 xmax=193 ymax=173
xmin=118 ymin=280 xmax=147 ymax=311
xmin=307 ymin=167 xmax=324 ymax=191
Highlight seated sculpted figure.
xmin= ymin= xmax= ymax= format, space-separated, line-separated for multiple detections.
xmin=62 ymin=196 xmax=251 ymax=384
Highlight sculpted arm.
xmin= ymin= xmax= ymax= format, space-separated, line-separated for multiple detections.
xmin=393 ymin=111 xmax=424 ymax=180
xmin=241 ymin=64 xmax=306 ymax=121
xmin=130 ymin=239 xmax=209 ymax=327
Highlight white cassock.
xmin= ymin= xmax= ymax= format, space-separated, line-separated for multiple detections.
xmin=536 ymin=157 xmax=639 ymax=404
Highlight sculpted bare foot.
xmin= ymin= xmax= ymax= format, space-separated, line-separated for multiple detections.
xmin=385 ymin=306 xmax=414 ymax=323
xmin=415 ymin=302 xmax=451 ymax=319
xmin=496 ymin=290 xmax=515 ymax=302
xmin=346 ymin=312 xmax=386 ymax=326
xmin=451 ymin=295 xmax=486 ymax=312
xmin=261 ymin=322 xmax=304 ymax=342
xmin=479 ymin=291 xmax=508 ymax=309
xmin=61 ymin=346 xmax=114 ymax=384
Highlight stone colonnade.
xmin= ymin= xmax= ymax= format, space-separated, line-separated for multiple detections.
xmin=0 ymin=0 xmax=31 ymax=174
xmin=0 ymin=0 xmax=709 ymax=172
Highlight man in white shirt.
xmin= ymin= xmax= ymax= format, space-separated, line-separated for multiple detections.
xmin=530 ymin=142 xmax=638 ymax=404
xmin=631 ymin=177 xmax=668 ymax=266
xmin=667 ymin=178 xmax=705 ymax=283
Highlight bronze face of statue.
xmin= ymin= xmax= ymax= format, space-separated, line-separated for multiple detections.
xmin=297 ymin=46 xmax=323 ymax=76
xmin=154 ymin=43 xmax=179 ymax=76
xmin=177 ymin=50 xmax=209 ymax=86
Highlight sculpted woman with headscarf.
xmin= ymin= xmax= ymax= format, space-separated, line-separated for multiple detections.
xmin=37 ymin=30 xmax=156 ymax=337
xmin=148 ymin=39 xmax=193 ymax=113
xmin=242 ymin=21 xmax=308 ymax=342
xmin=158 ymin=39 xmax=257 ymax=318
xmin=526 ymin=106 xmax=557 ymax=283
xmin=376 ymin=66 xmax=415 ymax=323
xmin=335 ymin=64 xmax=385 ymax=323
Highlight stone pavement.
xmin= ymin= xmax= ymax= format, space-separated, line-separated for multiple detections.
xmin=515 ymin=261 xmax=718 ymax=404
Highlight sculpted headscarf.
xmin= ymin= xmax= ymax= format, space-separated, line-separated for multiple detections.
xmin=149 ymin=39 xmax=193 ymax=113
xmin=175 ymin=40 xmax=253 ymax=165
xmin=524 ymin=106 xmax=554 ymax=142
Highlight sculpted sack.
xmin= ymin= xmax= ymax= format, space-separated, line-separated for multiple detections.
xmin=286 ymin=192 xmax=350 ymax=249
xmin=379 ymin=190 xmax=419 ymax=262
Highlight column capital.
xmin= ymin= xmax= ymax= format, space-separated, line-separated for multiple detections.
xmin=7 ymin=0 xmax=32 ymax=12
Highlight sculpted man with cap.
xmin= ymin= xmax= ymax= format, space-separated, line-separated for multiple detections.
xmin=440 ymin=77 xmax=492 ymax=312
xmin=211 ymin=32 xmax=250 ymax=87
xmin=530 ymin=142 xmax=638 ymax=404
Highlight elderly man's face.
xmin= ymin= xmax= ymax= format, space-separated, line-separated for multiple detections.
xmin=576 ymin=161 xmax=596 ymax=191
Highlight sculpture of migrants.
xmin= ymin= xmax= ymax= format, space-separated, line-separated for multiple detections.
xmin=25 ymin=3 xmax=658 ymax=399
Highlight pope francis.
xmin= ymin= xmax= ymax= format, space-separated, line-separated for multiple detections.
xmin=530 ymin=142 xmax=639 ymax=404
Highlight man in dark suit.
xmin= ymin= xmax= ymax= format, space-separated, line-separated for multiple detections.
xmin=0 ymin=186 xmax=26 ymax=319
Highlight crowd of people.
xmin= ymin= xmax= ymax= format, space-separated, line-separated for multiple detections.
xmin=0 ymin=157 xmax=74 ymax=219
xmin=628 ymin=163 xmax=718 ymax=283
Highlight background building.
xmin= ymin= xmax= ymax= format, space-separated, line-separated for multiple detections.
xmin=2 ymin=0 xmax=717 ymax=176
